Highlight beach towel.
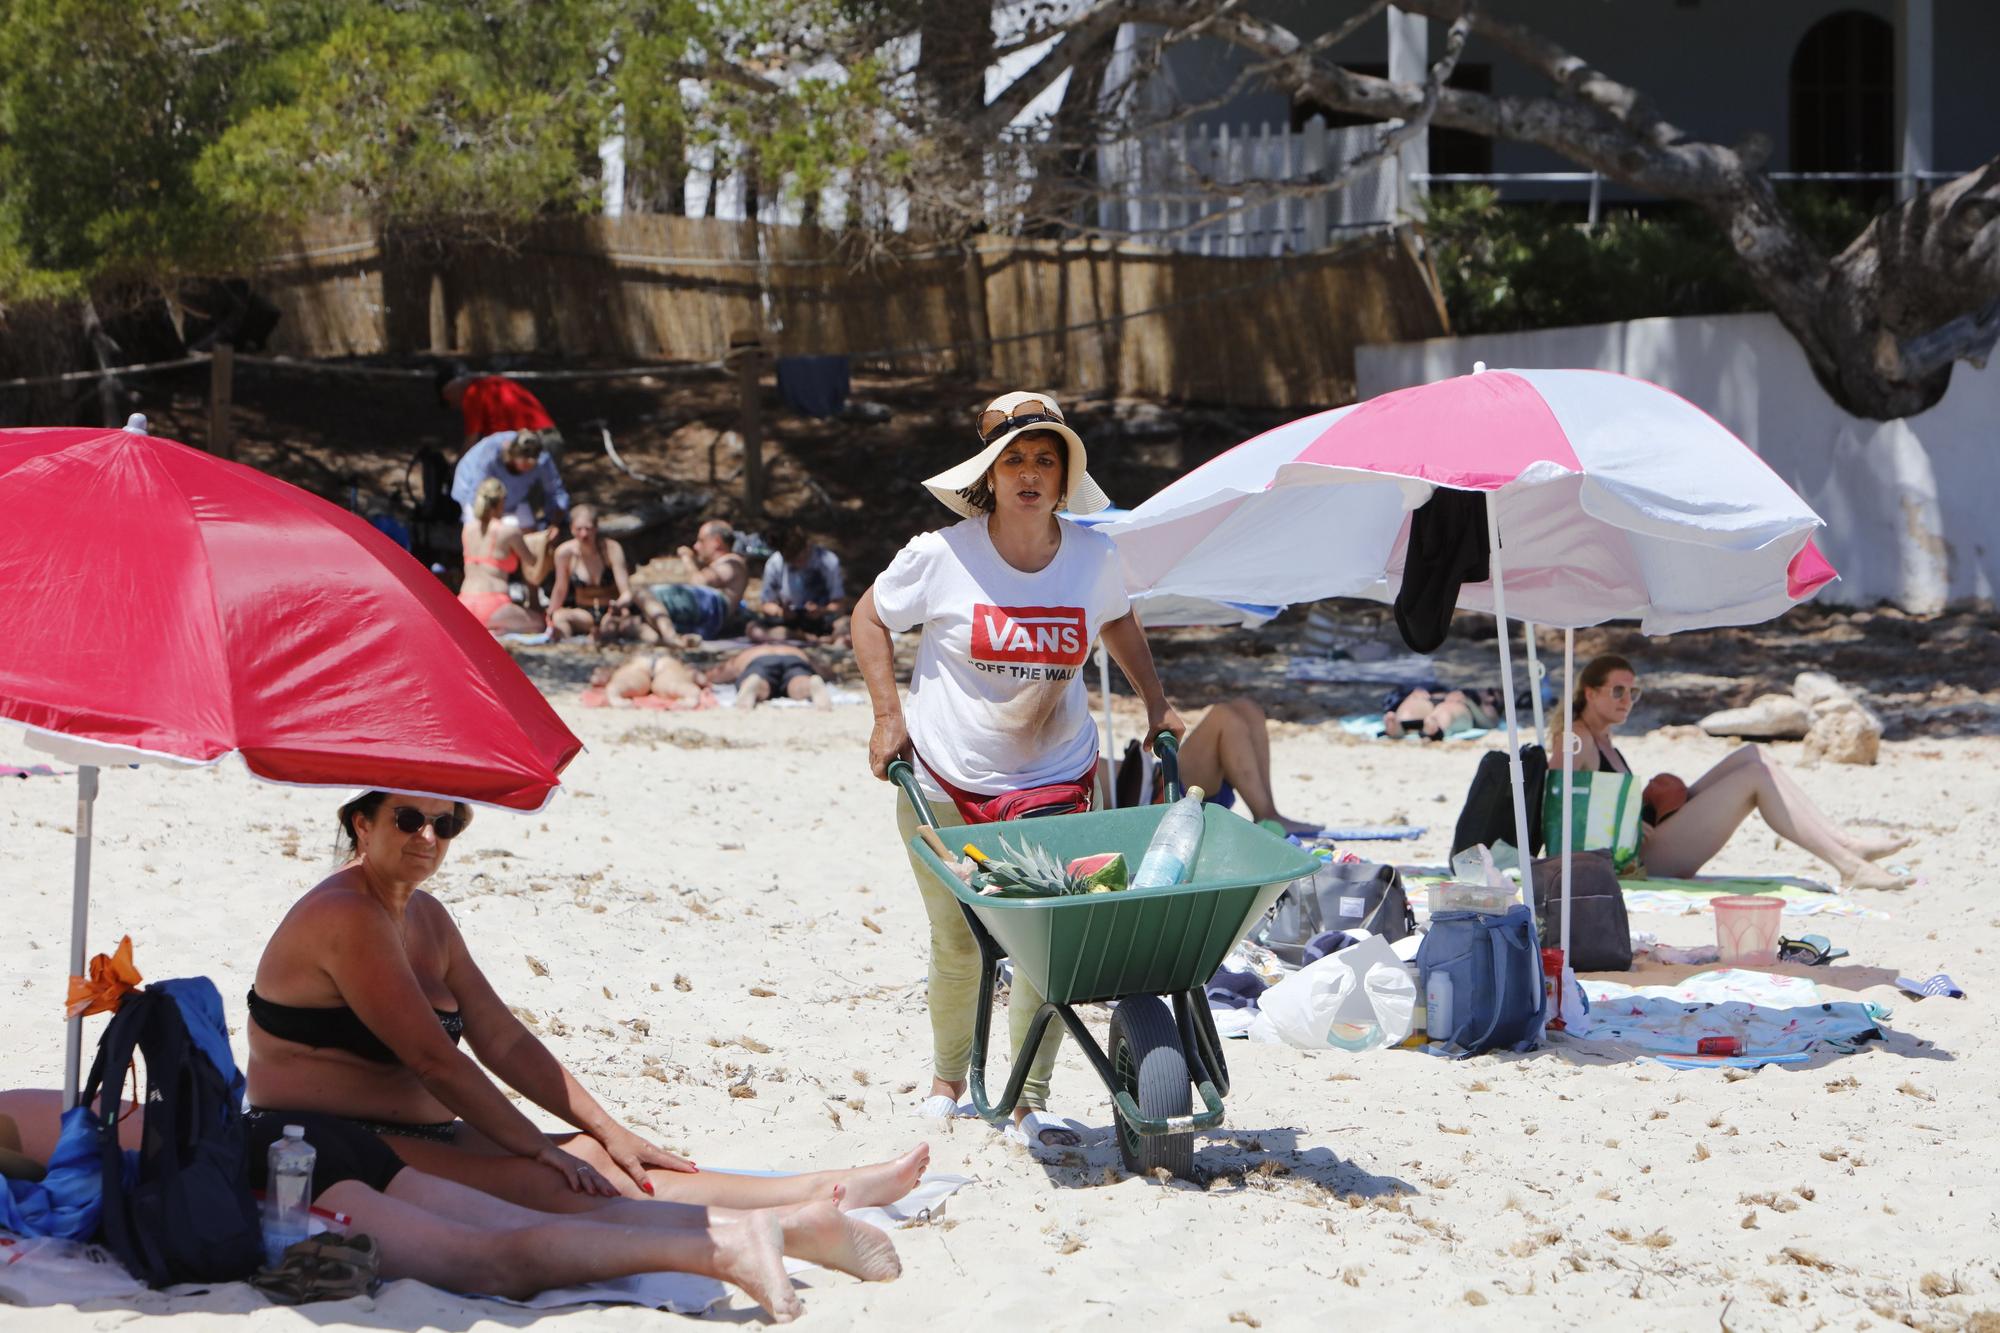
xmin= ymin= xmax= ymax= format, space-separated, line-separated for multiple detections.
xmin=0 ymin=764 xmax=60 ymax=778
xmin=580 ymin=688 xmax=718 ymax=710
xmin=1338 ymin=715 xmax=1490 ymax=742
xmin=1618 ymin=875 xmax=1887 ymax=921
xmin=1557 ymin=969 xmax=1886 ymax=1064
xmin=1298 ymin=826 xmax=1428 ymax=843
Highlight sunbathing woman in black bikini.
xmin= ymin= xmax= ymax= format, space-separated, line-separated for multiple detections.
xmin=244 ymin=791 xmax=929 ymax=1217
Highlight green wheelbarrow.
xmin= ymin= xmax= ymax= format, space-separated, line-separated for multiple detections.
xmin=892 ymin=734 xmax=1320 ymax=1179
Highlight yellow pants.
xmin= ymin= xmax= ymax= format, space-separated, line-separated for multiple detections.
xmin=895 ymin=795 xmax=1063 ymax=1111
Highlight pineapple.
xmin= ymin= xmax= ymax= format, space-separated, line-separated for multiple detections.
xmin=964 ymin=834 xmax=1087 ymax=898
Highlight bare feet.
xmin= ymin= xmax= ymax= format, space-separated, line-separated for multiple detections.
xmin=836 ymin=1145 xmax=931 ymax=1209
xmin=1382 ymin=711 xmax=1405 ymax=739
xmin=807 ymin=676 xmax=831 ymax=711
xmin=734 ymin=676 xmax=769 ymax=710
xmin=778 ymin=1198 xmax=901 ymax=1281
xmin=1846 ymin=831 xmax=1916 ymax=862
xmin=713 ymin=1212 xmax=800 ymax=1323
xmin=1841 ymin=861 xmax=1913 ymax=892
xmin=1269 ymin=814 xmax=1321 ymax=837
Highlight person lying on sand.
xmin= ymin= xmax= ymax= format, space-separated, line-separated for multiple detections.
xmin=588 ymin=649 xmax=713 ymax=708
xmin=0 ymin=1090 xmax=896 ymax=1324
xmin=242 ymin=792 xmax=930 ymax=1220
xmin=705 ymin=644 xmax=832 ymax=710
xmin=1558 ymin=654 xmax=1915 ymax=890
xmin=1382 ymin=685 xmax=1505 ymax=740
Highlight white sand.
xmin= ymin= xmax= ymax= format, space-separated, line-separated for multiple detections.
xmin=4 ymin=698 xmax=1998 ymax=1330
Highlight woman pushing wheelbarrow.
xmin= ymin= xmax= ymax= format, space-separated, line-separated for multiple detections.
xmin=851 ymin=391 xmax=1185 ymax=1151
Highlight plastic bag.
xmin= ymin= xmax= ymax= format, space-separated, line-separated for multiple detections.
xmin=1250 ymin=933 xmax=1415 ymax=1051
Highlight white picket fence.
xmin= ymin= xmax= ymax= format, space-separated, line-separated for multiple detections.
xmin=1095 ymin=115 xmax=1403 ymax=256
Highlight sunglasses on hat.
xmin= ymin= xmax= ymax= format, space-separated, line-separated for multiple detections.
xmin=978 ymin=396 xmax=1065 ymax=446
xmin=391 ymin=805 xmax=467 ymax=839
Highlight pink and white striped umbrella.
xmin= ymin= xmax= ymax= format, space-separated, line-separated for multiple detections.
xmin=1109 ymin=368 xmax=1836 ymax=633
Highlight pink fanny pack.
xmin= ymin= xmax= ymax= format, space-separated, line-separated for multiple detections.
xmin=914 ymin=751 xmax=1094 ymax=825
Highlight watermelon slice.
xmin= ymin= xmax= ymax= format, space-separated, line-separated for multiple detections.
xmin=1065 ymin=851 xmax=1129 ymax=893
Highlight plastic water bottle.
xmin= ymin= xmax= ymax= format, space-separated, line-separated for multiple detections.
xmin=262 ymin=1125 xmax=316 ymax=1267
xmin=1424 ymin=971 xmax=1454 ymax=1044
xmin=1132 ymin=786 xmax=1207 ymax=889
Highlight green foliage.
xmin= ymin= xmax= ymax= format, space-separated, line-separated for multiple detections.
xmin=0 ymin=0 xmax=900 ymax=301
xmin=1422 ymin=187 xmax=1765 ymax=334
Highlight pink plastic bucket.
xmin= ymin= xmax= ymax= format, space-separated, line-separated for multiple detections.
xmin=1711 ymin=895 xmax=1784 ymax=965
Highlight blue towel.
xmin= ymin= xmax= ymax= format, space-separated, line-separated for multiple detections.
xmin=776 ymin=355 xmax=850 ymax=419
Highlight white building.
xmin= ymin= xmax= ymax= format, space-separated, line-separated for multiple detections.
xmin=1100 ymin=1 xmax=1988 ymax=251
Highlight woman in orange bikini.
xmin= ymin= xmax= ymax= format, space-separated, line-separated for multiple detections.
xmin=459 ymin=478 xmax=544 ymax=635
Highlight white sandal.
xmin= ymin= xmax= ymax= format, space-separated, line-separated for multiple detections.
xmin=1004 ymin=1109 xmax=1081 ymax=1152
xmin=916 ymin=1093 xmax=965 ymax=1120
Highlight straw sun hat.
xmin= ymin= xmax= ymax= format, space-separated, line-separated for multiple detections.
xmin=921 ymin=390 xmax=1112 ymax=520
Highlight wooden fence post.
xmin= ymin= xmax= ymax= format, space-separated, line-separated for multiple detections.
xmin=208 ymin=343 xmax=235 ymax=460
xmin=960 ymin=244 xmax=992 ymax=381
xmin=728 ymin=329 xmax=768 ymax=521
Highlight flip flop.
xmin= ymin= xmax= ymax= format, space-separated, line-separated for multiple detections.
xmin=916 ymin=1094 xmax=969 ymax=1120
xmin=1777 ymin=935 xmax=1848 ymax=966
xmin=250 ymin=1232 xmax=379 ymax=1306
xmin=1003 ymin=1109 xmax=1082 ymax=1154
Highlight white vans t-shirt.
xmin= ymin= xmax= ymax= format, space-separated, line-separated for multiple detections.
xmin=873 ymin=516 xmax=1130 ymax=801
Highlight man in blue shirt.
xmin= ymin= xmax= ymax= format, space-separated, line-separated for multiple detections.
xmin=754 ymin=521 xmax=848 ymax=639
xmin=450 ymin=429 xmax=570 ymax=528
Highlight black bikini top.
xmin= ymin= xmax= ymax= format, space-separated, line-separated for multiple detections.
xmin=247 ymin=988 xmax=464 ymax=1066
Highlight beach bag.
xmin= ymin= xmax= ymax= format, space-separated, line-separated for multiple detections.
xmin=1450 ymin=744 xmax=1548 ymax=860
xmin=1258 ymin=860 xmax=1412 ymax=964
xmin=1540 ymin=770 xmax=1643 ymax=872
xmin=1415 ymin=905 xmax=1545 ymax=1053
xmin=1528 ymin=850 xmax=1633 ymax=971
xmin=85 ymin=982 xmax=263 ymax=1287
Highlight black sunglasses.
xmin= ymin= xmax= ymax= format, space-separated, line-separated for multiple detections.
xmin=391 ymin=806 xmax=466 ymax=839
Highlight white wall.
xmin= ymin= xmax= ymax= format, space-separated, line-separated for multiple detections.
xmin=1356 ymin=312 xmax=2000 ymax=613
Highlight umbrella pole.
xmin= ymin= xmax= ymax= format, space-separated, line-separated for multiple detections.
xmin=1483 ymin=494 xmax=1536 ymax=909
xmin=1561 ymin=629 xmax=1576 ymax=995
xmin=1097 ymin=644 xmax=1116 ymax=808
xmin=62 ymin=764 xmax=100 ymax=1110
xmin=1524 ymin=622 xmax=1547 ymax=752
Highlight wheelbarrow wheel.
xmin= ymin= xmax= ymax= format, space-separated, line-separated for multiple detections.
xmin=1109 ymin=995 xmax=1194 ymax=1180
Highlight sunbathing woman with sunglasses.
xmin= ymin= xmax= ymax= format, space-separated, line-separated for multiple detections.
xmin=243 ymin=790 xmax=929 ymax=1218
xmin=1557 ymin=654 xmax=1914 ymax=890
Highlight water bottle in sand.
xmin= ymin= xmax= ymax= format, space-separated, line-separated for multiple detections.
xmin=1133 ymin=787 xmax=1206 ymax=889
xmin=262 ymin=1125 xmax=316 ymax=1267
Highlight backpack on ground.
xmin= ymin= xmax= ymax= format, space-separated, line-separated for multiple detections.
xmin=1415 ymin=905 xmax=1546 ymax=1053
xmin=1450 ymin=744 xmax=1549 ymax=861
xmin=1528 ymin=849 xmax=1634 ymax=971
xmin=1257 ymin=859 xmax=1414 ymax=965
xmin=84 ymin=981 xmax=264 ymax=1286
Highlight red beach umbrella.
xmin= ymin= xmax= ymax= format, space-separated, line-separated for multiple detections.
xmin=0 ymin=422 xmax=581 ymax=1100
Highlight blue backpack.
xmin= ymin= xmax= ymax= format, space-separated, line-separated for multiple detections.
xmin=1416 ymin=905 xmax=1546 ymax=1053
xmin=83 ymin=980 xmax=264 ymax=1286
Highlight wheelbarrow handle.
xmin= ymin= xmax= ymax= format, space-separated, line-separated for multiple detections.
xmin=886 ymin=759 xmax=936 ymax=830
xmin=1152 ymin=730 xmax=1183 ymax=803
